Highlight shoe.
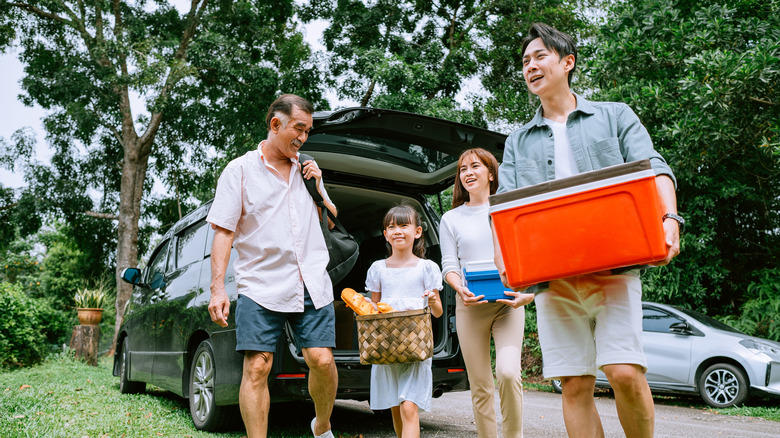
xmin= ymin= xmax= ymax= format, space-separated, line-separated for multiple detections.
xmin=310 ymin=417 xmax=334 ymax=438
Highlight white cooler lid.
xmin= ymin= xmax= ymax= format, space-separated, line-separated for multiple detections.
xmin=464 ymin=260 xmax=498 ymax=273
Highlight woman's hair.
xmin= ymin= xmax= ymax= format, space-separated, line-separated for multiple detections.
xmin=382 ymin=204 xmax=426 ymax=258
xmin=452 ymin=148 xmax=500 ymax=209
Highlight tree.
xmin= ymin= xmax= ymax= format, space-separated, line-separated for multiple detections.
xmin=301 ymin=0 xmax=487 ymax=125
xmin=475 ymin=0 xmax=600 ymax=127
xmin=0 ymin=0 xmax=327 ymax=351
xmin=302 ymin=0 xmax=602 ymax=129
xmin=587 ymin=0 xmax=780 ymax=314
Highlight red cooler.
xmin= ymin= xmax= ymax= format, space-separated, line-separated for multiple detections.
xmin=489 ymin=159 xmax=667 ymax=289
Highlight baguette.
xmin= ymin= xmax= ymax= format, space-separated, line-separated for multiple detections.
xmin=341 ymin=288 xmax=377 ymax=316
xmin=376 ymin=302 xmax=395 ymax=313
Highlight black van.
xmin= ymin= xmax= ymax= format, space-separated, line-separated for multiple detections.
xmin=114 ymin=107 xmax=507 ymax=431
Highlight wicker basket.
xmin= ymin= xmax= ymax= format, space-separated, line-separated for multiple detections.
xmin=356 ymin=307 xmax=433 ymax=365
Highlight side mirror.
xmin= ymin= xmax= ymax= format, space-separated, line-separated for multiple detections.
xmin=121 ymin=267 xmax=142 ymax=285
xmin=669 ymin=321 xmax=693 ymax=335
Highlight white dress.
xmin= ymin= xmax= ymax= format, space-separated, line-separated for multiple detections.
xmin=365 ymin=258 xmax=443 ymax=411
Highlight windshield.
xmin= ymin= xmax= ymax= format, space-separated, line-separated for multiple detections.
xmin=675 ymin=307 xmax=744 ymax=334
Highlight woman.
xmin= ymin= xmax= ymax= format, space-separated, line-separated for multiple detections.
xmin=439 ymin=148 xmax=531 ymax=438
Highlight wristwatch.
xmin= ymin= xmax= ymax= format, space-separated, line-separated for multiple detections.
xmin=662 ymin=213 xmax=685 ymax=231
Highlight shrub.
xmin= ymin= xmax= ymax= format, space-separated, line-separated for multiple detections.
xmin=721 ymin=268 xmax=780 ymax=342
xmin=0 ymin=282 xmax=71 ymax=368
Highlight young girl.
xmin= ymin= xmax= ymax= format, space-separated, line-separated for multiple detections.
xmin=365 ymin=204 xmax=443 ymax=438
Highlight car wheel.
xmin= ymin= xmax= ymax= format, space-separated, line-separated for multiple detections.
xmin=119 ymin=338 xmax=145 ymax=394
xmin=189 ymin=340 xmax=237 ymax=431
xmin=698 ymin=363 xmax=749 ymax=408
xmin=551 ymin=379 xmax=563 ymax=394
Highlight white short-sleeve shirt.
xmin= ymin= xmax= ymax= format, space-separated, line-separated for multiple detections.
xmin=206 ymin=141 xmax=333 ymax=312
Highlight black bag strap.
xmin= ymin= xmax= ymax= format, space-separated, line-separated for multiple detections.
xmin=299 ymin=153 xmax=350 ymax=244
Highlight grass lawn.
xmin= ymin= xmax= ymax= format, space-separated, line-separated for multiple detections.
xmin=2 ymin=353 xmax=778 ymax=437
xmin=0 ymin=353 xmax=301 ymax=437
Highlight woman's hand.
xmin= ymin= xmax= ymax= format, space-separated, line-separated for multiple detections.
xmin=456 ymin=286 xmax=487 ymax=306
xmin=496 ymin=291 xmax=535 ymax=309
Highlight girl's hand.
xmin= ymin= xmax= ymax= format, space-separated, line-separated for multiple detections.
xmin=365 ymin=295 xmax=379 ymax=313
xmin=457 ymin=286 xmax=487 ymax=306
xmin=423 ymin=290 xmax=444 ymax=318
xmin=496 ymin=291 xmax=535 ymax=309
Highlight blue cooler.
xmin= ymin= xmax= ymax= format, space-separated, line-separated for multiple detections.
xmin=463 ymin=260 xmax=511 ymax=302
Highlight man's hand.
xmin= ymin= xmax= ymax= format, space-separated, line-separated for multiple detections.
xmin=496 ymin=291 xmax=535 ymax=309
xmin=302 ymin=158 xmax=337 ymax=228
xmin=650 ymin=218 xmax=680 ymax=266
xmin=301 ymin=159 xmax=323 ymax=187
xmin=651 ymin=175 xmax=681 ymax=267
xmin=208 ymin=288 xmax=230 ymax=327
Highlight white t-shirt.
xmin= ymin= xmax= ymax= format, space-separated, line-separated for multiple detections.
xmin=544 ymin=118 xmax=579 ymax=178
xmin=439 ymin=203 xmax=495 ymax=288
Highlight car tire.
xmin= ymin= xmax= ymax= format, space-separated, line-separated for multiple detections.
xmin=118 ymin=338 xmax=146 ymax=394
xmin=698 ymin=363 xmax=749 ymax=408
xmin=189 ymin=340 xmax=238 ymax=431
xmin=551 ymin=379 xmax=563 ymax=394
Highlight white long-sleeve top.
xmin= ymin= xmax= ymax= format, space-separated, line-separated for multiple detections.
xmin=439 ymin=203 xmax=495 ymax=288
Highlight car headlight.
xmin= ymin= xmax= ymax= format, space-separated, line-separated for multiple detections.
xmin=740 ymin=339 xmax=780 ymax=358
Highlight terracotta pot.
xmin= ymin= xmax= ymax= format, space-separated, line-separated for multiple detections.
xmin=77 ymin=308 xmax=103 ymax=326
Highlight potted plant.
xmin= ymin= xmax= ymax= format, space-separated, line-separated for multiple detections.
xmin=74 ymin=286 xmax=107 ymax=325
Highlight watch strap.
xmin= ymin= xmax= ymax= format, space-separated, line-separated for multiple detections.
xmin=662 ymin=213 xmax=685 ymax=228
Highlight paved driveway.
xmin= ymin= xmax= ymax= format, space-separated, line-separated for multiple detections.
xmin=313 ymin=389 xmax=780 ymax=437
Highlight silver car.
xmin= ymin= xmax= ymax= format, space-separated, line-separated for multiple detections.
xmin=551 ymin=302 xmax=780 ymax=408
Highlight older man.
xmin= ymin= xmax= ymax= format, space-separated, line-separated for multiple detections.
xmin=207 ymin=94 xmax=338 ymax=438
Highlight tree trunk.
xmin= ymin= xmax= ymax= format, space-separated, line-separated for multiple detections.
xmin=70 ymin=325 xmax=100 ymax=366
xmin=111 ymin=140 xmax=150 ymax=355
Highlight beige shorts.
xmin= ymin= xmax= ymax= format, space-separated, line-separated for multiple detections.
xmin=536 ymin=271 xmax=646 ymax=379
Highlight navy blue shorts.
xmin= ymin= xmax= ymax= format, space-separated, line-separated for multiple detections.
xmin=235 ymin=290 xmax=336 ymax=354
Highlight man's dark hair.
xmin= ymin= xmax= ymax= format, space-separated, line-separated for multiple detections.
xmin=521 ymin=23 xmax=578 ymax=86
xmin=265 ymin=94 xmax=314 ymax=130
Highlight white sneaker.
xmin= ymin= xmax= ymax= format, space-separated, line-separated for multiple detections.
xmin=311 ymin=418 xmax=334 ymax=438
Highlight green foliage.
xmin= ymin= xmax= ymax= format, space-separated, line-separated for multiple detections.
xmin=588 ymin=0 xmax=780 ymax=314
xmin=0 ymin=282 xmax=70 ymax=369
xmin=426 ymin=186 xmax=454 ymax=215
xmin=0 ymin=239 xmax=42 ymax=285
xmin=721 ymin=268 xmax=780 ymax=341
xmin=74 ymin=287 xmax=107 ymax=310
xmin=475 ymin=0 xmax=603 ymax=126
xmin=301 ymin=0 xmax=488 ymax=124
xmin=3 ymin=1 xmax=329 ymax=349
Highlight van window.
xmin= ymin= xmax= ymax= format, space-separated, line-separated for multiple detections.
xmin=176 ymin=220 xmax=209 ymax=267
xmin=146 ymin=240 xmax=170 ymax=289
